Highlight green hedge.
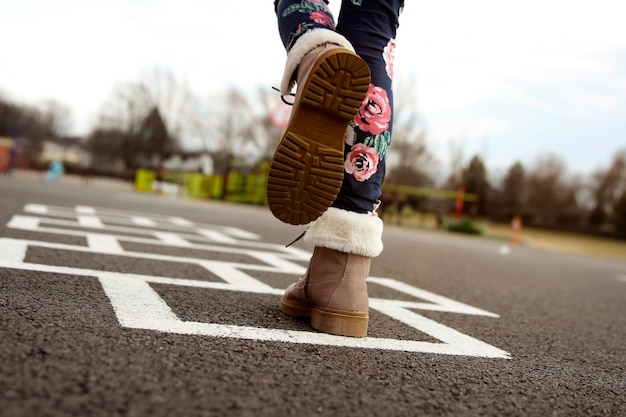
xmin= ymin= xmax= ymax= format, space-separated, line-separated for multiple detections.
xmin=443 ymin=217 xmax=484 ymax=235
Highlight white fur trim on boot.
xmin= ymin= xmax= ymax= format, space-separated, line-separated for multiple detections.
xmin=280 ymin=29 xmax=355 ymax=95
xmin=304 ymin=207 xmax=384 ymax=258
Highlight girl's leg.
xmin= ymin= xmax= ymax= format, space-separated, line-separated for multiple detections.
xmin=333 ymin=0 xmax=404 ymax=215
xmin=297 ymin=0 xmax=403 ymax=270
xmin=274 ymin=0 xmax=337 ymax=52
xmin=272 ymin=1 xmax=404 ymax=338
xmin=270 ymin=0 xmax=371 ymax=226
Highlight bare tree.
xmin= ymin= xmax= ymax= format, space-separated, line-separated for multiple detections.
xmin=526 ymin=154 xmax=583 ymax=228
xmin=93 ymin=82 xmax=153 ymax=170
xmin=192 ymin=88 xmax=257 ymax=174
xmin=462 ymin=154 xmax=490 ymax=216
xmin=0 ymin=95 xmax=72 ymax=165
xmin=87 ymin=127 xmax=126 ymax=171
xmin=613 ymin=189 xmax=626 ymax=239
xmin=444 ymin=138 xmax=466 ymax=189
xmin=91 ymin=66 xmax=203 ymax=170
xmin=588 ymin=149 xmax=626 ymax=230
xmin=96 ymin=82 xmax=152 ymax=137
xmin=37 ymin=100 xmax=72 ymax=139
xmin=140 ymin=66 xmax=198 ymax=148
xmin=501 ymin=161 xmax=527 ymax=218
xmin=387 ymin=77 xmax=433 ymax=186
xmin=253 ymin=87 xmax=287 ymax=161
xmin=136 ymin=107 xmax=172 ymax=169
xmin=0 ymin=94 xmax=21 ymax=137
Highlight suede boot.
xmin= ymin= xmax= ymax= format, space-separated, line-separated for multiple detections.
xmin=268 ymin=29 xmax=371 ymax=225
xmin=280 ymin=207 xmax=384 ymax=337
xmin=280 ymin=246 xmax=371 ymax=337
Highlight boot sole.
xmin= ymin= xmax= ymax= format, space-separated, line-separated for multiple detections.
xmin=267 ymin=49 xmax=371 ymax=225
xmin=280 ymin=298 xmax=369 ymax=338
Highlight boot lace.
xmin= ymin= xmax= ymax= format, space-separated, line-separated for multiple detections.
xmin=285 ymin=229 xmax=307 ymax=248
xmin=272 ymin=86 xmax=295 ymax=106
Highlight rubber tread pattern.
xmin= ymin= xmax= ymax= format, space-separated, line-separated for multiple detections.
xmin=268 ymin=51 xmax=370 ymax=225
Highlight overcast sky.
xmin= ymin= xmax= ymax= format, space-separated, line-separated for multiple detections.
xmin=1 ymin=0 xmax=624 ymax=178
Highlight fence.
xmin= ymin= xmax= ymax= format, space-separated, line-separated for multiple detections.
xmin=135 ymin=169 xmax=267 ymax=204
xmin=134 ymin=169 xmax=476 ymax=207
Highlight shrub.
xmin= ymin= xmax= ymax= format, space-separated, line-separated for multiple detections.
xmin=443 ymin=216 xmax=484 ymax=235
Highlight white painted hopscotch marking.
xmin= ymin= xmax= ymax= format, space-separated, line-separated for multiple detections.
xmin=0 ymin=204 xmax=511 ymax=359
xmin=24 ymin=203 xmax=49 ymax=214
xmin=7 ymin=215 xmax=40 ymax=229
xmin=153 ymin=232 xmax=192 ymax=246
xmin=197 ymin=229 xmax=238 ymax=244
xmin=131 ymin=216 xmax=157 ymax=227
xmin=78 ymin=215 xmax=104 ymax=228
xmin=75 ymin=206 xmax=97 ymax=215
xmin=221 ymin=226 xmax=261 ymax=241
xmin=87 ymin=234 xmax=125 ymax=254
xmin=169 ymin=217 xmax=195 ymax=227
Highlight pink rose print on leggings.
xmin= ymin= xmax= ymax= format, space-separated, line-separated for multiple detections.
xmin=354 ymin=84 xmax=391 ymax=135
xmin=345 ymin=143 xmax=380 ymax=182
xmin=383 ymin=38 xmax=396 ymax=79
xmin=309 ymin=10 xmax=334 ymax=28
xmin=309 ymin=0 xmax=329 ymax=7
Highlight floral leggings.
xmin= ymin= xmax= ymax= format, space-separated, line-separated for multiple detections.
xmin=274 ymin=0 xmax=404 ymax=215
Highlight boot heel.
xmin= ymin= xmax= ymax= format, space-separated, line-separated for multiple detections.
xmin=305 ymin=50 xmax=371 ymax=121
xmin=267 ymin=132 xmax=344 ymax=225
xmin=280 ymin=297 xmax=313 ymax=318
xmin=311 ymin=307 xmax=369 ymax=337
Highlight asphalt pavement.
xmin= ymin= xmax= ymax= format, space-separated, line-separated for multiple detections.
xmin=1 ymin=172 xmax=625 ymax=417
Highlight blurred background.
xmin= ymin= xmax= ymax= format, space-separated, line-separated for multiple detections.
xmin=1 ymin=0 xmax=625 ymax=240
